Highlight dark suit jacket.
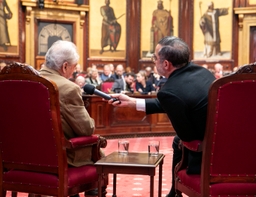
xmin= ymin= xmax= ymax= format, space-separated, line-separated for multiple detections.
xmin=112 ymin=78 xmax=134 ymax=93
xmin=112 ymin=78 xmax=125 ymax=91
xmin=145 ymin=62 xmax=215 ymax=173
xmin=146 ymin=62 xmax=215 ymax=142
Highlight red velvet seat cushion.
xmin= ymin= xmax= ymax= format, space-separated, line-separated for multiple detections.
xmin=177 ymin=170 xmax=256 ymax=195
xmin=210 ymin=183 xmax=256 ymax=195
xmin=176 ymin=169 xmax=200 ymax=194
xmin=3 ymin=165 xmax=98 ymax=189
xmin=68 ymin=165 xmax=98 ymax=187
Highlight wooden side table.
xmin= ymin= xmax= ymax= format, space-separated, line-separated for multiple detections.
xmin=95 ymin=152 xmax=165 ymax=197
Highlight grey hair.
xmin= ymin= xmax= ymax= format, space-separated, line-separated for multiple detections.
xmin=45 ymin=40 xmax=80 ymax=70
xmin=158 ymin=36 xmax=190 ymax=68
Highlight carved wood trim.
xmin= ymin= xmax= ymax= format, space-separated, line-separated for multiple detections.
xmin=238 ymin=14 xmax=244 ymax=29
xmin=236 ymin=62 xmax=256 ymax=73
xmin=179 ymin=0 xmax=194 ymax=56
xmin=25 ymin=6 xmax=32 ymax=23
xmin=21 ymin=0 xmax=89 ymax=12
xmin=234 ymin=7 xmax=256 ymax=65
xmin=80 ymin=11 xmax=86 ymax=27
xmin=21 ymin=0 xmax=89 ymax=69
xmin=126 ymin=0 xmax=141 ymax=73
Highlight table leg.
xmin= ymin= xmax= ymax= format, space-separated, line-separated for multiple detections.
xmin=98 ymin=173 xmax=102 ymax=197
xmin=150 ymin=175 xmax=154 ymax=197
xmin=158 ymin=162 xmax=163 ymax=197
xmin=112 ymin=173 xmax=117 ymax=197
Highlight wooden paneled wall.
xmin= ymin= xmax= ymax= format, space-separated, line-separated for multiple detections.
xmin=83 ymin=94 xmax=174 ymax=136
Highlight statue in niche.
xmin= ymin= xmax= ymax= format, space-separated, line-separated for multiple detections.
xmin=150 ymin=0 xmax=173 ymax=53
xmin=0 ymin=0 xmax=12 ymax=52
xmin=199 ymin=1 xmax=229 ymax=58
xmin=100 ymin=0 xmax=122 ymax=55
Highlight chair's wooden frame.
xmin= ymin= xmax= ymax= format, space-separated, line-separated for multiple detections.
xmin=0 ymin=62 xmax=108 ymax=197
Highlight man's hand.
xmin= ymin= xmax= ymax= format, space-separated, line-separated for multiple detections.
xmin=107 ymin=94 xmax=136 ymax=108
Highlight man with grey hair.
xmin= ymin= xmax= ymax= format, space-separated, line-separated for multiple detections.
xmin=100 ymin=64 xmax=114 ymax=82
xmin=40 ymin=40 xmax=97 ymax=197
xmin=108 ymin=36 xmax=215 ymax=197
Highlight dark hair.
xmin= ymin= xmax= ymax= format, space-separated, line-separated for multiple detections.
xmin=157 ymin=36 xmax=190 ymax=68
xmin=125 ymin=72 xmax=135 ymax=78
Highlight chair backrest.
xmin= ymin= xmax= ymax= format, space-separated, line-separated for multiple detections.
xmin=101 ymin=81 xmax=114 ymax=93
xmin=202 ymin=62 xmax=256 ymax=189
xmin=0 ymin=62 xmax=66 ymax=175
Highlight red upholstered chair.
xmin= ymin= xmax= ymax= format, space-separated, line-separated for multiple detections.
xmin=0 ymin=62 xmax=108 ymax=197
xmin=175 ymin=62 xmax=256 ymax=196
xmin=101 ymin=82 xmax=114 ymax=93
xmin=101 ymin=78 xmax=115 ymax=93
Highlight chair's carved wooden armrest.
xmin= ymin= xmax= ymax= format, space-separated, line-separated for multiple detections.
xmin=65 ymin=135 xmax=100 ymax=149
xmin=182 ymin=140 xmax=202 ymax=152
xmin=92 ymin=136 xmax=107 ymax=162
xmin=65 ymin=134 xmax=108 ymax=163
xmin=174 ymin=140 xmax=202 ymax=174
xmin=99 ymin=136 xmax=107 ymax=148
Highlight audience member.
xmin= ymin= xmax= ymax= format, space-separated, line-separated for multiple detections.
xmin=0 ymin=61 xmax=6 ymax=72
xmin=39 ymin=40 xmax=98 ymax=197
xmin=145 ymin=66 xmax=155 ymax=85
xmin=108 ymin=36 xmax=215 ymax=197
xmin=202 ymin=64 xmax=208 ymax=69
xmin=214 ymin=63 xmax=223 ymax=79
xmin=135 ymin=70 xmax=155 ymax=95
xmin=111 ymin=72 xmax=135 ymax=93
xmin=85 ymin=67 xmax=101 ymax=87
xmin=86 ymin=66 xmax=92 ymax=77
xmin=125 ymin=66 xmax=132 ymax=74
xmin=91 ymin=64 xmax=97 ymax=69
xmin=155 ymin=76 xmax=167 ymax=92
xmin=152 ymin=65 xmax=164 ymax=89
xmin=72 ymin=63 xmax=82 ymax=79
xmin=233 ymin=66 xmax=238 ymax=72
xmin=112 ymin=64 xmax=124 ymax=80
xmin=109 ymin=63 xmax=115 ymax=74
xmin=100 ymin=64 xmax=114 ymax=82
xmin=75 ymin=75 xmax=86 ymax=92
xmin=201 ymin=63 xmax=215 ymax=75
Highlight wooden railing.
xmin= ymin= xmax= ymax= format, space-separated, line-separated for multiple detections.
xmin=82 ymin=94 xmax=175 ymax=137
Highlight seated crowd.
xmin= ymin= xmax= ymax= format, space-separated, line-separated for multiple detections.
xmin=70 ymin=62 xmax=237 ymax=96
xmin=70 ymin=63 xmax=168 ymax=95
xmin=202 ymin=63 xmax=235 ymax=79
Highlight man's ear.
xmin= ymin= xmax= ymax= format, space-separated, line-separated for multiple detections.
xmin=163 ymin=60 xmax=175 ymax=72
xmin=61 ymin=62 xmax=68 ymax=74
xmin=163 ymin=60 xmax=170 ymax=69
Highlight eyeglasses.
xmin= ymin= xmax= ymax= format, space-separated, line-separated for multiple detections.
xmin=151 ymin=54 xmax=157 ymax=62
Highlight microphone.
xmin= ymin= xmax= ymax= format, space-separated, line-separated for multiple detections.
xmin=83 ymin=84 xmax=120 ymax=103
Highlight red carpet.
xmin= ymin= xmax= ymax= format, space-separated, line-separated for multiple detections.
xmin=6 ymin=136 xmax=186 ymax=197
